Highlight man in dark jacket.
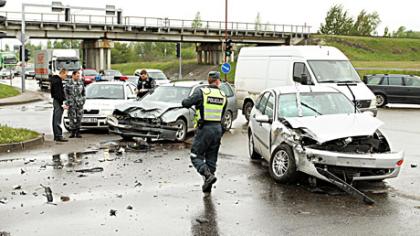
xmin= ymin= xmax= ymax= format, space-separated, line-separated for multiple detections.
xmin=137 ymin=69 xmax=156 ymax=98
xmin=182 ymin=71 xmax=227 ymax=195
xmin=50 ymin=68 xmax=68 ymax=142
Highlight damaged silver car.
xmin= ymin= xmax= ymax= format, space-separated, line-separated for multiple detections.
xmin=248 ymin=86 xmax=404 ymax=187
xmin=107 ymin=81 xmax=237 ymax=141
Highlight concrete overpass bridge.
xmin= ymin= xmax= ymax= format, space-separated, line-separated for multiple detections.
xmin=0 ymin=10 xmax=311 ymax=70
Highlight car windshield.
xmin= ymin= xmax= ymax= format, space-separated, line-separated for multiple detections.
xmin=105 ymin=70 xmax=122 ymax=76
xmin=308 ymin=60 xmax=360 ymax=83
xmin=278 ymin=92 xmax=355 ymax=118
xmin=56 ymin=60 xmax=80 ymax=70
xmin=83 ymin=69 xmax=98 ymax=76
xmin=148 ymin=71 xmax=167 ymax=80
xmin=142 ymin=86 xmax=191 ymax=103
xmin=86 ymin=84 xmax=125 ymax=100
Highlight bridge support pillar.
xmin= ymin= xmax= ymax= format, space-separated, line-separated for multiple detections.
xmin=196 ymin=43 xmax=223 ymax=65
xmin=82 ymin=39 xmax=114 ymax=71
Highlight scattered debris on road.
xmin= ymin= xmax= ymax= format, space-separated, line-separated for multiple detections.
xmin=40 ymin=185 xmax=53 ymax=203
xmin=74 ymin=167 xmax=104 ymax=173
xmin=12 ymin=185 xmax=21 ymax=190
xmin=196 ymin=217 xmax=209 ymax=224
xmin=411 ymin=164 xmax=418 ymax=168
xmin=126 ymin=205 xmax=133 ymax=210
xmin=60 ymin=196 xmax=70 ymax=202
xmin=110 ymin=209 xmax=117 ymax=216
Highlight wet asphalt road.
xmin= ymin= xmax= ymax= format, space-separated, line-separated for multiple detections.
xmin=0 ymin=99 xmax=420 ymax=235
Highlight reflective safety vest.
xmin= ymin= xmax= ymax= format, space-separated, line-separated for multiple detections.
xmin=194 ymin=87 xmax=226 ymax=127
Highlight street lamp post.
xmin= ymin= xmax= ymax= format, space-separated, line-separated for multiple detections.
xmin=20 ymin=2 xmax=121 ymax=93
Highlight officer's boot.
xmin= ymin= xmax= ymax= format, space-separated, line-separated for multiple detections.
xmin=69 ymin=130 xmax=76 ymax=138
xmin=202 ymin=167 xmax=217 ymax=193
xmin=75 ymin=129 xmax=82 ymax=138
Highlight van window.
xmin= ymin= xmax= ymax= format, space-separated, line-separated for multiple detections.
xmin=308 ymin=60 xmax=360 ymax=83
xmin=293 ymin=62 xmax=312 ymax=83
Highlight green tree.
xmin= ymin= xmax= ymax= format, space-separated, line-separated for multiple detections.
xmin=320 ymin=4 xmax=353 ymax=35
xmin=383 ymin=26 xmax=389 ymax=37
xmin=393 ymin=26 xmax=406 ymax=37
xmin=192 ymin=11 xmax=203 ymax=29
xmin=255 ymin=12 xmax=262 ymax=31
xmin=351 ymin=10 xmax=381 ymax=36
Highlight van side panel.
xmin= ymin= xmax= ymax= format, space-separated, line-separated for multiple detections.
xmin=234 ymin=57 xmax=269 ymax=109
xmin=266 ymin=57 xmax=292 ymax=89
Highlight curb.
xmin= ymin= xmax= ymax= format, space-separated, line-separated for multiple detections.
xmin=0 ymin=91 xmax=44 ymax=106
xmin=0 ymin=134 xmax=45 ymax=153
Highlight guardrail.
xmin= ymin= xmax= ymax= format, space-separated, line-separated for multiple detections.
xmin=0 ymin=11 xmax=311 ymax=35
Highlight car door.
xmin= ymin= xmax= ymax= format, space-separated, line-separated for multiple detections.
xmin=403 ymin=76 xmax=420 ymax=104
xmin=259 ymin=92 xmax=275 ymax=158
xmin=385 ymin=75 xmax=406 ymax=103
xmin=250 ymin=92 xmax=269 ymax=154
xmin=220 ymin=82 xmax=237 ymax=118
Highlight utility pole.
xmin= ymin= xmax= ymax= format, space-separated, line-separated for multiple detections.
xmin=224 ymin=0 xmax=228 ymax=81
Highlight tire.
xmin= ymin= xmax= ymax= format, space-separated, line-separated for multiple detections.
xmin=248 ymin=130 xmax=261 ymax=160
xmin=222 ymin=110 xmax=233 ymax=131
xmin=174 ymin=118 xmax=187 ymax=142
xmin=269 ymin=144 xmax=298 ymax=183
xmin=121 ymin=135 xmax=134 ymax=141
xmin=243 ymin=101 xmax=254 ymax=121
xmin=63 ymin=122 xmax=70 ymax=132
xmin=375 ymin=93 xmax=387 ymax=107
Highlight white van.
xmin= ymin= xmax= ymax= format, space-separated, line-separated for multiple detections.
xmin=234 ymin=46 xmax=377 ymax=120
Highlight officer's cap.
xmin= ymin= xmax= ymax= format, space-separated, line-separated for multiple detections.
xmin=208 ymin=71 xmax=221 ymax=80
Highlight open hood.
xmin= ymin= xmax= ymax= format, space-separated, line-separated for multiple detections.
xmin=284 ymin=113 xmax=383 ymax=144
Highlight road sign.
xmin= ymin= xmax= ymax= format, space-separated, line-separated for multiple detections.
xmin=221 ymin=63 xmax=231 ymax=74
xmin=16 ymin=31 xmax=30 ymax=43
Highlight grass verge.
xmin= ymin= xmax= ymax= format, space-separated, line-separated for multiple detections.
xmin=0 ymin=84 xmax=20 ymax=99
xmin=0 ymin=125 xmax=39 ymax=145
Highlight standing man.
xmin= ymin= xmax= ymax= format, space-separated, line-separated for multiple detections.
xmin=50 ymin=68 xmax=68 ymax=142
xmin=137 ymin=69 xmax=156 ymax=98
xmin=182 ymin=71 xmax=227 ymax=195
xmin=64 ymin=70 xmax=86 ymax=138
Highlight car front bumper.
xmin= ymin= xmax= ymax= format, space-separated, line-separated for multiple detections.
xmin=106 ymin=116 xmax=179 ymax=140
xmin=64 ymin=116 xmax=108 ymax=129
xmin=305 ymin=148 xmax=404 ymax=181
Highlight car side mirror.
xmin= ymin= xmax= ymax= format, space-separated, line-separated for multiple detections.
xmin=255 ymin=114 xmax=271 ymax=123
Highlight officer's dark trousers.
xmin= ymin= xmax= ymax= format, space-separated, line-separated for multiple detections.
xmin=52 ymin=99 xmax=64 ymax=139
xmin=190 ymin=123 xmax=223 ymax=175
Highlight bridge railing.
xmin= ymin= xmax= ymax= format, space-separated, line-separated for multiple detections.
xmin=0 ymin=11 xmax=311 ymax=34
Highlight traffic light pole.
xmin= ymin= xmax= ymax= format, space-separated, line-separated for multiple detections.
xmin=21 ymin=4 xmax=26 ymax=93
xmin=224 ymin=0 xmax=228 ymax=82
xmin=178 ymin=42 xmax=182 ymax=80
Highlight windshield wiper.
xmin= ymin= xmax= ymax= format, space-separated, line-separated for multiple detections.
xmin=337 ymin=80 xmax=359 ymax=83
xmin=300 ymin=102 xmax=322 ymax=115
xmin=318 ymin=80 xmax=338 ymax=83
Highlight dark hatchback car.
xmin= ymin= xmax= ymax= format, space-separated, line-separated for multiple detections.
xmin=363 ymin=74 xmax=420 ymax=107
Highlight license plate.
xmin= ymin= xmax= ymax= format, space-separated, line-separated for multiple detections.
xmin=82 ymin=118 xmax=98 ymax=123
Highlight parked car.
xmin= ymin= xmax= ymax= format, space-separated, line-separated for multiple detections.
xmin=363 ymin=74 xmax=420 ymax=107
xmin=235 ymin=46 xmax=377 ymax=120
xmin=63 ymin=81 xmax=137 ymax=130
xmin=134 ymin=69 xmax=170 ymax=86
xmin=248 ymin=85 xmax=403 ymax=184
xmin=100 ymin=69 xmax=123 ymax=81
xmin=24 ymin=66 xmax=35 ymax=79
xmin=0 ymin=68 xmax=14 ymax=79
xmin=107 ymin=81 xmax=237 ymax=141
xmin=82 ymin=68 xmax=99 ymax=85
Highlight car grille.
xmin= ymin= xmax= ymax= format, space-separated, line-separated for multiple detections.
xmin=355 ymin=100 xmax=371 ymax=109
xmin=84 ymin=109 xmax=99 ymax=115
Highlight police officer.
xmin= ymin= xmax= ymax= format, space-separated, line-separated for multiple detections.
xmin=64 ymin=70 xmax=86 ymax=138
xmin=137 ymin=69 xmax=156 ymax=98
xmin=182 ymin=71 xmax=227 ymax=195
xmin=50 ymin=68 xmax=68 ymax=142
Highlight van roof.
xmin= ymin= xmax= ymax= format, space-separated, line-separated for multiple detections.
xmin=268 ymin=85 xmax=340 ymax=94
xmin=238 ymin=46 xmax=348 ymax=60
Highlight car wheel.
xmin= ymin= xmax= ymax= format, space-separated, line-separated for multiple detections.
xmin=375 ymin=93 xmax=387 ymax=107
xmin=63 ymin=123 xmax=70 ymax=132
xmin=243 ymin=101 xmax=254 ymax=121
xmin=269 ymin=144 xmax=298 ymax=183
xmin=175 ymin=119 xmax=187 ymax=142
xmin=121 ymin=135 xmax=134 ymax=141
xmin=222 ymin=110 xmax=233 ymax=131
xmin=248 ymin=130 xmax=261 ymax=160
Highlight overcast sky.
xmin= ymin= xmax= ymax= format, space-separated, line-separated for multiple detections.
xmin=1 ymin=0 xmax=419 ymax=49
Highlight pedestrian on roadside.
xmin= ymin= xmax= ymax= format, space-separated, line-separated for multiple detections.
xmin=136 ymin=69 xmax=156 ymax=98
xmin=50 ymin=68 xmax=68 ymax=142
xmin=181 ymin=71 xmax=227 ymax=195
xmin=64 ymin=70 xmax=85 ymax=138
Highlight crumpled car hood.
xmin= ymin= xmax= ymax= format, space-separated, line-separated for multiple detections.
xmin=116 ymin=100 xmax=183 ymax=118
xmin=284 ymin=113 xmax=383 ymax=144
